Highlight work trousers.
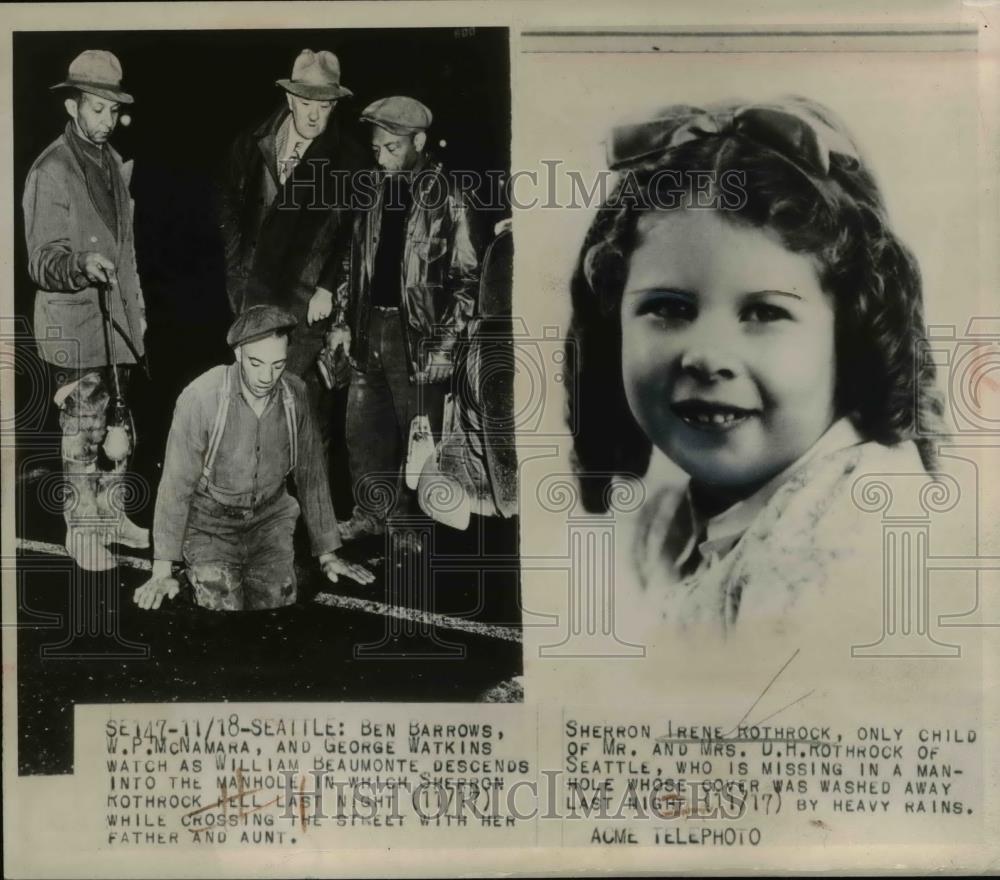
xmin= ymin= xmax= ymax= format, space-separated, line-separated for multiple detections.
xmin=182 ymin=489 xmax=300 ymax=611
xmin=345 ymin=310 xmax=445 ymax=522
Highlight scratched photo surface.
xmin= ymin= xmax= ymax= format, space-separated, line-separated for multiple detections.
xmin=11 ymin=27 xmax=520 ymax=777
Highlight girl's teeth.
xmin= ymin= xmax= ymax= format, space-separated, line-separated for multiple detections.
xmin=685 ymin=411 xmax=744 ymax=426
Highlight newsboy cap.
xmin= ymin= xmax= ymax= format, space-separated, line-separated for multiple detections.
xmin=360 ymin=96 xmax=433 ymax=135
xmin=226 ymin=305 xmax=298 ymax=348
xmin=51 ymin=50 xmax=134 ymax=104
xmin=277 ymin=49 xmax=353 ymax=101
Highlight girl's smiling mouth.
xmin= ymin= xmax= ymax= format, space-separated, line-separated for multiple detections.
xmin=671 ymin=399 xmax=760 ymax=431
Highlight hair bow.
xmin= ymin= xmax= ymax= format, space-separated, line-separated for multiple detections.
xmin=607 ymin=99 xmax=860 ymax=177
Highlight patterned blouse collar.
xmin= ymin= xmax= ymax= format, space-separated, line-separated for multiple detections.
xmin=670 ymin=418 xmax=865 ymax=573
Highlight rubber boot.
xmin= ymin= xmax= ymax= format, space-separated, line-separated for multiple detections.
xmin=62 ymin=458 xmax=116 ymax=571
xmin=98 ymin=470 xmax=150 ymax=549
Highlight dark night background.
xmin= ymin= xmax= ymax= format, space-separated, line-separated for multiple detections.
xmin=13 ymin=28 xmax=520 ymax=775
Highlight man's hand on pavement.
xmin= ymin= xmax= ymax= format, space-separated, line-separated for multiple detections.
xmin=133 ymin=576 xmax=180 ymax=610
xmin=319 ymin=552 xmax=376 ymax=586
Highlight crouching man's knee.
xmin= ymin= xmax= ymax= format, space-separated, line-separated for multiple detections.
xmin=189 ymin=563 xmax=244 ymax=611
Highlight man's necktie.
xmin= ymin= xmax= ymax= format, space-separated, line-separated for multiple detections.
xmin=279 ymin=140 xmax=303 ymax=186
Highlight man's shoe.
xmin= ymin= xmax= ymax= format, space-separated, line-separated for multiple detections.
xmin=337 ymin=513 xmax=386 ymax=543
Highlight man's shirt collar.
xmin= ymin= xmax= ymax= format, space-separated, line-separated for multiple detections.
xmin=276 ymin=115 xmax=314 ymax=169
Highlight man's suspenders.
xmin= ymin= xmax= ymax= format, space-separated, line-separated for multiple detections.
xmin=199 ymin=368 xmax=297 ymax=490
xmin=279 ymin=379 xmax=298 ymax=471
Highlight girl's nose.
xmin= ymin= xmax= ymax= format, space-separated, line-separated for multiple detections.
xmin=679 ymin=334 xmax=739 ymax=382
xmin=680 ymin=348 xmax=738 ymax=381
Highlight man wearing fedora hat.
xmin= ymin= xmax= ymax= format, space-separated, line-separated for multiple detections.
xmin=23 ymin=49 xmax=148 ymax=570
xmin=133 ymin=305 xmax=374 ymax=612
xmin=218 ymin=49 xmax=366 ymax=456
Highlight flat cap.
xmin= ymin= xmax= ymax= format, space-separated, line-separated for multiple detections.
xmin=360 ymin=96 xmax=433 ymax=135
xmin=226 ymin=305 xmax=297 ymax=348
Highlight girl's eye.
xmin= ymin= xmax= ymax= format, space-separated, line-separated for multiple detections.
xmin=742 ymin=302 xmax=791 ymax=323
xmin=637 ymin=295 xmax=696 ymax=322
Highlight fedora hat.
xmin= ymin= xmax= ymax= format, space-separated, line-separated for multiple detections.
xmin=50 ymin=50 xmax=134 ymax=104
xmin=276 ymin=49 xmax=353 ymax=101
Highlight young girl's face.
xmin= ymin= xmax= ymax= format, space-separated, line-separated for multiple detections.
xmin=620 ymin=208 xmax=837 ymax=496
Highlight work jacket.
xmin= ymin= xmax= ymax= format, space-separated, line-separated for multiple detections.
xmin=331 ymin=155 xmax=480 ymax=379
xmin=23 ymin=125 xmax=145 ymax=369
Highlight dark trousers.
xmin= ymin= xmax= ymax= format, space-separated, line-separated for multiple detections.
xmin=345 ymin=310 xmax=445 ymax=521
xmin=285 ymin=322 xmax=333 ymax=454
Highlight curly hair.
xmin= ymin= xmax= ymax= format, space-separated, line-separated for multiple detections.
xmin=568 ymin=97 xmax=943 ymax=513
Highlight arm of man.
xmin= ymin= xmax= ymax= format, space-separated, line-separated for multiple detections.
xmin=294 ymin=383 xmax=341 ymax=557
xmin=134 ymin=383 xmax=209 ymax=608
xmin=153 ymin=382 xmax=210 ymax=561
xmin=216 ymin=136 xmax=251 ymax=315
xmin=310 ymin=209 xmax=355 ymax=325
xmin=423 ymin=190 xmax=480 ymax=382
xmin=23 ymin=166 xmax=99 ymax=292
xmin=293 ymin=383 xmax=374 ymax=585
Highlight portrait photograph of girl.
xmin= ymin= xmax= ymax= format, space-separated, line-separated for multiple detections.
xmin=567 ymin=95 xmax=942 ymax=634
xmin=515 ymin=38 xmax=985 ymax=666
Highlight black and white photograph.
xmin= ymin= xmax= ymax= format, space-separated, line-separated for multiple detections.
xmin=517 ymin=25 xmax=989 ymax=665
xmin=566 ymin=95 xmax=945 ymax=633
xmin=11 ymin=25 xmax=520 ymax=777
xmin=3 ymin=3 xmax=999 ymax=878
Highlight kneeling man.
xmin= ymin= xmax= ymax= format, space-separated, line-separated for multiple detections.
xmin=134 ymin=305 xmax=372 ymax=610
